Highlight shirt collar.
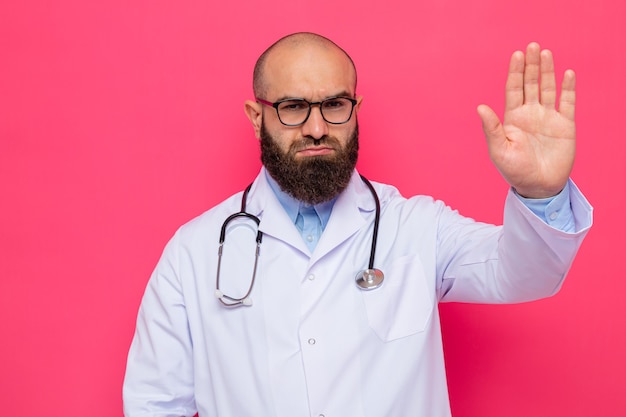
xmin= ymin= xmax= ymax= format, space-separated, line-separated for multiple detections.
xmin=264 ymin=170 xmax=336 ymax=230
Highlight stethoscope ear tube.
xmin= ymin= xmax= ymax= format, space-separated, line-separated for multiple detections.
xmin=215 ymin=183 xmax=262 ymax=307
xmin=218 ymin=212 xmax=262 ymax=245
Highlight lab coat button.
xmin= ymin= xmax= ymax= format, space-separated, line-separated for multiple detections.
xmin=308 ymin=274 xmax=315 ymax=281
xmin=308 ymin=338 xmax=316 ymax=345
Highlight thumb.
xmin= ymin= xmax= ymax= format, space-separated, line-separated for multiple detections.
xmin=477 ymin=104 xmax=505 ymax=147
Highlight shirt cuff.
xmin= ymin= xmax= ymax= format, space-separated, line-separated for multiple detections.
xmin=514 ymin=180 xmax=575 ymax=233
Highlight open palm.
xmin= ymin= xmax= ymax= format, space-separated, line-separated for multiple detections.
xmin=478 ymin=42 xmax=576 ymax=198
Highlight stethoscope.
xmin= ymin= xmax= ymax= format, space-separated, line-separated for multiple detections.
xmin=215 ymin=175 xmax=384 ymax=307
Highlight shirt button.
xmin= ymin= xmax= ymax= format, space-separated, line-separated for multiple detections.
xmin=549 ymin=211 xmax=558 ymax=220
xmin=308 ymin=274 xmax=315 ymax=281
xmin=306 ymin=235 xmax=314 ymax=242
xmin=308 ymin=338 xmax=316 ymax=345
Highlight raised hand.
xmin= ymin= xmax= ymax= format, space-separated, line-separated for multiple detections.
xmin=477 ymin=42 xmax=576 ymax=198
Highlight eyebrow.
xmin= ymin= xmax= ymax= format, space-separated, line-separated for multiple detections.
xmin=274 ymin=90 xmax=355 ymax=102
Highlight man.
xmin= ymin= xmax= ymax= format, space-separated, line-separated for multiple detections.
xmin=123 ymin=32 xmax=592 ymax=416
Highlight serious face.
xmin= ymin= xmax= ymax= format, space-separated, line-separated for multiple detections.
xmin=245 ymin=34 xmax=363 ymax=204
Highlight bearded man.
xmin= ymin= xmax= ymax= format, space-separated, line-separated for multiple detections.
xmin=123 ymin=32 xmax=592 ymax=417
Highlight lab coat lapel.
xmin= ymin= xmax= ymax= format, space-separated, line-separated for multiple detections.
xmin=310 ymin=171 xmax=376 ymax=265
xmin=245 ymin=170 xmax=310 ymax=255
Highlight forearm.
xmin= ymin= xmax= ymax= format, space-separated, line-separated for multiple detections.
xmin=439 ymin=181 xmax=592 ymax=303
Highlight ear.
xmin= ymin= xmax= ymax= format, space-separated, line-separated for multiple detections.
xmin=354 ymin=95 xmax=364 ymax=113
xmin=244 ymin=100 xmax=263 ymax=139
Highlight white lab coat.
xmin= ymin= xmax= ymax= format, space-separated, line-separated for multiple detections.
xmin=123 ymin=168 xmax=592 ymax=417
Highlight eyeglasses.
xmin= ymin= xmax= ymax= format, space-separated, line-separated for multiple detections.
xmin=256 ymin=96 xmax=357 ymax=126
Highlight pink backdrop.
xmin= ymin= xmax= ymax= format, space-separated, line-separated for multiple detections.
xmin=1 ymin=0 xmax=624 ymax=415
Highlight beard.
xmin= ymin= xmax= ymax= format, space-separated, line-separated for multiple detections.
xmin=260 ymin=122 xmax=359 ymax=205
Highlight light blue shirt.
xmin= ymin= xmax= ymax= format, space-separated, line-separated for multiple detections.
xmin=265 ymin=171 xmax=335 ymax=252
xmin=515 ymin=185 xmax=575 ymax=232
xmin=265 ymin=170 xmax=575 ymax=252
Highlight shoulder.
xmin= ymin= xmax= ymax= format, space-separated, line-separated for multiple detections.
xmin=364 ymin=177 xmax=447 ymax=216
xmin=174 ymin=171 xmax=269 ymax=240
xmin=175 ymin=191 xmax=244 ymax=241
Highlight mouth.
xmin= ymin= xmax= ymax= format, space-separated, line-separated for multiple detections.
xmin=296 ymin=146 xmax=336 ymax=157
xmin=292 ymin=136 xmax=339 ymax=158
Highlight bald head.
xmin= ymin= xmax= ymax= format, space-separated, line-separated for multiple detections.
xmin=252 ymin=32 xmax=357 ymax=99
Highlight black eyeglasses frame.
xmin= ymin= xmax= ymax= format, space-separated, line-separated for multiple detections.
xmin=256 ymin=96 xmax=358 ymax=126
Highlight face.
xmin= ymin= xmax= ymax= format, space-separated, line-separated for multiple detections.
xmin=245 ymin=41 xmax=363 ymax=204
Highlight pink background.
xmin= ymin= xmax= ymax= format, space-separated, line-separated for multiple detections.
xmin=1 ymin=0 xmax=624 ymax=415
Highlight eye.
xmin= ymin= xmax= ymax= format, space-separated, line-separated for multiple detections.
xmin=278 ymin=100 xmax=308 ymax=112
xmin=322 ymin=98 xmax=348 ymax=110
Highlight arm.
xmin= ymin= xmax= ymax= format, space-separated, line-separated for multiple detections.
xmin=438 ymin=180 xmax=591 ymax=304
xmin=123 ymin=234 xmax=197 ymax=417
xmin=438 ymin=44 xmax=591 ymax=302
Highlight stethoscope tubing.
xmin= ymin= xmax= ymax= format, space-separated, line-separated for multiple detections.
xmin=215 ymin=176 xmax=383 ymax=307
xmin=359 ymin=175 xmax=380 ymax=271
xmin=215 ymin=183 xmax=263 ymax=307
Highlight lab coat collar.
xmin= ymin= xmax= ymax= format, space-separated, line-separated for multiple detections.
xmin=312 ymin=170 xmax=377 ymax=264
xmin=263 ymin=170 xmax=335 ymax=231
xmin=245 ymin=168 xmax=377 ymax=259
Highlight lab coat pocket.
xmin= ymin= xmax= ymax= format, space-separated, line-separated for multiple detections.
xmin=362 ymin=255 xmax=434 ymax=342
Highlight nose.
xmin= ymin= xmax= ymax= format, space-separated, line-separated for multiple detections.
xmin=300 ymin=104 xmax=329 ymax=140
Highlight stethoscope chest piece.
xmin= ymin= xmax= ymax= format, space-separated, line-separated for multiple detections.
xmin=355 ymin=268 xmax=384 ymax=290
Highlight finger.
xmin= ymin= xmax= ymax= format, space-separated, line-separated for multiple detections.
xmin=524 ymin=42 xmax=541 ymax=104
xmin=559 ymin=69 xmax=576 ymax=121
xmin=477 ymin=104 xmax=506 ymax=147
xmin=540 ymin=49 xmax=557 ymax=109
xmin=505 ymin=51 xmax=525 ymax=113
